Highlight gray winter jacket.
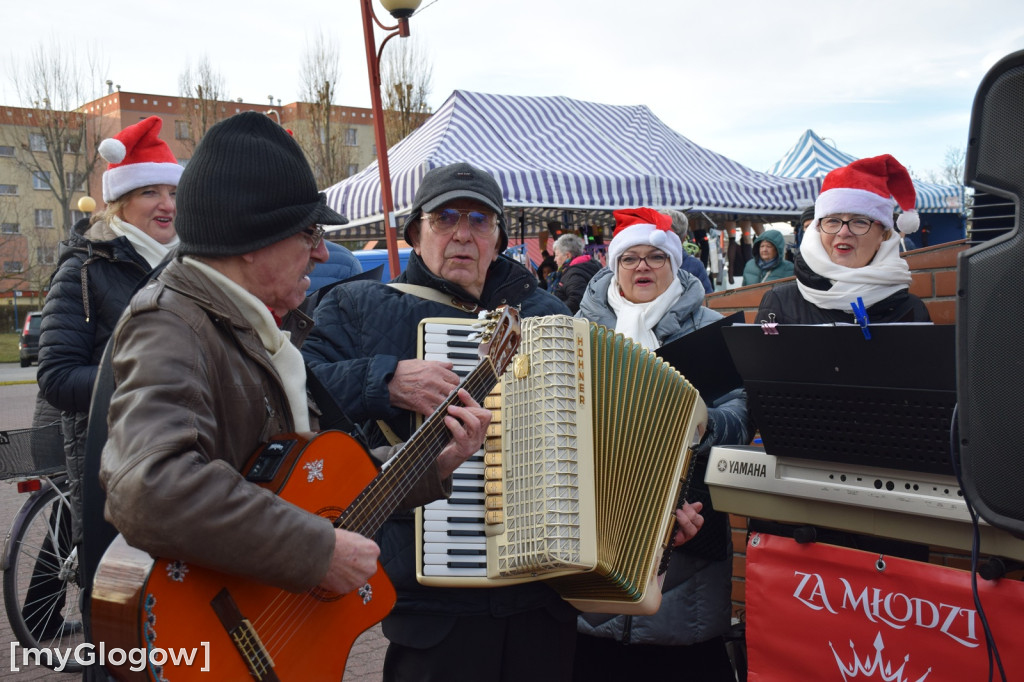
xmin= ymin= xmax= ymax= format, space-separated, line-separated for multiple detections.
xmin=575 ymin=266 xmax=751 ymax=645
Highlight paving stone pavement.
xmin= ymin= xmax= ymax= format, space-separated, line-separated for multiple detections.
xmin=1 ymin=374 xmax=387 ymax=681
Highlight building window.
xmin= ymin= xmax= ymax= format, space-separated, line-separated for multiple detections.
xmin=344 ymin=129 xmax=358 ymax=147
xmin=35 ymin=209 xmax=53 ymax=227
xmin=32 ymin=171 xmax=52 ymax=190
xmin=1 ymin=223 xmax=19 ymax=234
xmin=175 ymin=120 xmax=189 ymax=139
xmin=71 ymin=210 xmax=88 ymax=224
xmin=3 ymin=261 xmax=23 ymax=274
xmin=0 ymin=145 xmax=14 ymax=157
xmin=66 ymin=172 xmax=86 ymax=192
xmin=347 ymin=164 xmax=359 ymax=177
xmin=64 ymin=135 xmax=82 ymax=154
xmin=0 ymin=184 xmax=18 ymax=196
xmin=36 ymin=246 xmax=57 ymax=264
xmin=29 ymin=133 xmax=47 ymax=152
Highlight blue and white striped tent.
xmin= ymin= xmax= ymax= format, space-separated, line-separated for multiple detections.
xmin=768 ymin=129 xmax=966 ymax=215
xmin=323 ymin=90 xmax=819 ymax=239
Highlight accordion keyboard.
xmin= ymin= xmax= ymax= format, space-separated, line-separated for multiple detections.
xmin=420 ymin=321 xmax=490 ymax=578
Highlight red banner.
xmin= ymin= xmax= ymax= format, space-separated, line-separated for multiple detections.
xmin=747 ymin=533 xmax=1024 ymax=681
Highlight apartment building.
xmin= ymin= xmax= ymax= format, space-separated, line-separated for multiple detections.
xmin=1 ymin=89 xmax=382 ymax=316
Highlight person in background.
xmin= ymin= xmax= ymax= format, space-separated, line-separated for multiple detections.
xmin=757 ymin=155 xmax=929 ymax=326
xmin=742 ymin=229 xmax=794 ymax=285
xmin=551 ymin=233 xmax=602 ymax=313
xmin=98 ymin=114 xmax=490 ymax=675
xmin=573 ymin=207 xmax=751 ymax=681
xmin=662 ymin=209 xmax=713 ymax=294
xmin=789 ymin=204 xmax=815 ymax=260
xmin=303 ymin=162 xmax=571 ymax=682
xmin=36 ymin=117 xmax=182 ymax=643
xmin=307 ymin=239 xmax=364 ymax=293
xmin=536 ymin=253 xmax=558 ymax=289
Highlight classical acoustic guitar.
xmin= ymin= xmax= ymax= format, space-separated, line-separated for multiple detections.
xmin=90 ymin=307 xmax=521 ymax=681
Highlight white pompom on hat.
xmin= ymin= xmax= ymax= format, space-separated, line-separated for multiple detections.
xmin=608 ymin=207 xmax=684 ymax=273
xmin=99 ymin=116 xmax=183 ymax=202
xmin=815 ymin=154 xmax=919 ymax=234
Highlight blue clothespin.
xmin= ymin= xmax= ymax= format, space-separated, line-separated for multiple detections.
xmin=850 ymin=297 xmax=871 ymax=339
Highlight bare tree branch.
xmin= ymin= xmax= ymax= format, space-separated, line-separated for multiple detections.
xmin=6 ymin=40 xmax=110 ymax=238
xmin=380 ymin=37 xmax=433 ymax=145
xmin=178 ymin=55 xmax=229 ymax=155
xmin=295 ymin=30 xmax=352 ymax=188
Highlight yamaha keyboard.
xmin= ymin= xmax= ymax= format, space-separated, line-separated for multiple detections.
xmin=706 ymin=445 xmax=1024 ymax=561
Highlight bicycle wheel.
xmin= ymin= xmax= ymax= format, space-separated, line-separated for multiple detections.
xmin=3 ymin=477 xmax=84 ymax=671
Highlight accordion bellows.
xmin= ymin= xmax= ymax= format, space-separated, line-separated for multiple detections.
xmin=417 ymin=314 xmax=707 ymax=615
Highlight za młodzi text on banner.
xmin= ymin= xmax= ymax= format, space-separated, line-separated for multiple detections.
xmin=746 ymin=532 xmax=1022 ymax=681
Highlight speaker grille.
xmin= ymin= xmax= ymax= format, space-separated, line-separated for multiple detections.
xmin=958 ymin=53 xmax=1024 ymax=535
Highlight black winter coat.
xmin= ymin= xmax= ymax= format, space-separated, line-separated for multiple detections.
xmin=757 ymin=252 xmax=931 ymax=325
xmin=552 ymin=255 xmax=601 ymax=313
xmin=37 ymin=219 xmax=152 ymax=544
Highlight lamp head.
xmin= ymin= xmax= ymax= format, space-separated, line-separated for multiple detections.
xmin=379 ymin=0 xmax=421 ymax=19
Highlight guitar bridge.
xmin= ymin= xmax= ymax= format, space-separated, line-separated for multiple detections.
xmin=210 ymin=588 xmax=280 ymax=681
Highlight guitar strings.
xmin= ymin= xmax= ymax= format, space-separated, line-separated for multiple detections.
xmin=247 ymin=358 xmax=501 ymax=660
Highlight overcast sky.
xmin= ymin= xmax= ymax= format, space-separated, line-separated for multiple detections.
xmin=5 ymin=0 xmax=1023 ymax=181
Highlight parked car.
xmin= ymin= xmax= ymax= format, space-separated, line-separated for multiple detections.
xmin=18 ymin=311 xmax=43 ymax=367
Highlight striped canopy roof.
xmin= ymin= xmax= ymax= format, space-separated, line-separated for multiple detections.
xmin=767 ymin=129 xmax=966 ymax=214
xmin=323 ymin=90 xmax=819 ymax=239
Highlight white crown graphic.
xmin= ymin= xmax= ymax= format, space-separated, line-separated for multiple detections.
xmin=830 ymin=632 xmax=932 ymax=682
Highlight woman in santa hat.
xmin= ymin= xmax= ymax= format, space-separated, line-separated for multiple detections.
xmin=34 ymin=116 xmax=182 ymax=639
xmin=757 ymin=154 xmax=930 ymax=325
xmin=573 ymin=207 xmax=751 ymax=681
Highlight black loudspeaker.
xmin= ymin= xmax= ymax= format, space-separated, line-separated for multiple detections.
xmin=956 ymin=49 xmax=1024 ymax=536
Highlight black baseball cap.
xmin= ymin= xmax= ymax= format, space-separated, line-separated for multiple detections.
xmin=405 ymin=162 xmax=508 ymax=251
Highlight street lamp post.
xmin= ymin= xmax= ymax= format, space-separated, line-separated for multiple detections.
xmin=358 ymin=0 xmax=422 ymax=278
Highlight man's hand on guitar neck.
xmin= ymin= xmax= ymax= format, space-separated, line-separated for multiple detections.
xmin=319 ymin=528 xmax=382 ymax=594
xmin=389 ymin=358 xmax=461 ymax=416
xmin=436 ymin=388 xmax=492 ymax=479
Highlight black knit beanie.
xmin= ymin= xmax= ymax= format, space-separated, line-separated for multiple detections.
xmin=176 ymin=111 xmax=347 ymax=257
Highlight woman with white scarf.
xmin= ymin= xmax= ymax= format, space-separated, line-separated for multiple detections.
xmin=574 ymin=207 xmax=750 ymax=681
xmin=757 ymin=154 xmax=930 ymax=325
xmin=36 ymin=117 xmax=182 ymax=633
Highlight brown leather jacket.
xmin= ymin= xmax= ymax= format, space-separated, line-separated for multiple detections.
xmin=100 ymin=258 xmax=447 ymax=593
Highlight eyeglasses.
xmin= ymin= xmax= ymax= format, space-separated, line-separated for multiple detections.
xmin=301 ymin=225 xmax=326 ymax=250
xmin=618 ymin=253 xmax=669 ymax=270
xmin=427 ymin=208 xmax=497 ymax=235
xmin=819 ymin=216 xmax=877 ymax=235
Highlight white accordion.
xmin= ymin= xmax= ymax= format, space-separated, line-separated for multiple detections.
xmin=415 ymin=314 xmax=707 ymax=615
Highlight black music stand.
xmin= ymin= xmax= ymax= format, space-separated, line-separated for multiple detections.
xmin=656 ymin=311 xmax=745 ymax=405
xmin=722 ymin=323 xmax=956 ymax=476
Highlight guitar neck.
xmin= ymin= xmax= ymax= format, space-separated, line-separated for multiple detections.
xmin=336 ymin=357 xmax=499 ymax=538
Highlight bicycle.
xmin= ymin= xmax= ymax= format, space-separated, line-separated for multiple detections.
xmin=1 ymin=421 xmax=84 ymax=672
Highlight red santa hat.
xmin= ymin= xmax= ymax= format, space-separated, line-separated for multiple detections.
xmin=608 ymin=207 xmax=684 ymax=272
xmin=98 ymin=116 xmax=182 ymax=202
xmin=815 ymin=154 xmax=919 ymax=234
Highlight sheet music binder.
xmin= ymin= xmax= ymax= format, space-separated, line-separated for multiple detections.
xmin=721 ymin=323 xmax=956 ymax=476
xmin=655 ymin=311 xmax=745 ymax=405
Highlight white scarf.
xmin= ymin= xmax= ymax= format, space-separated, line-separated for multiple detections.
xmin=607 ymin=275 xmax=683 ymax=350
xmin=109 ymin=215 xmax=179 ymax=269
xmin=797 ymin=223 xmax=911 ymax=311
xmin=184 ymin=258 xmax=310 ymax=432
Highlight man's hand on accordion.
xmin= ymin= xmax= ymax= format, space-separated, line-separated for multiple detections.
xmin=435 ymin=388 xmax=492 ymax=479
xmin=389 ymin=358 xmax=462 ymax=417
xmin=673 ymin=501 xmax=705 ymax=546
